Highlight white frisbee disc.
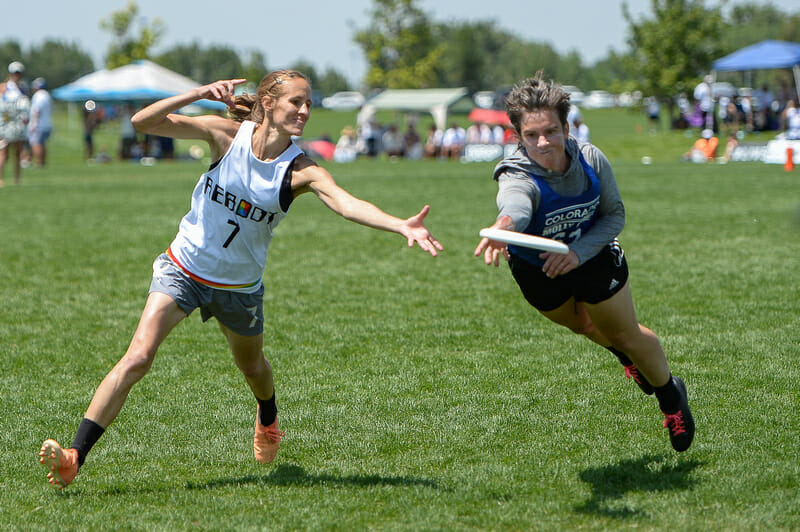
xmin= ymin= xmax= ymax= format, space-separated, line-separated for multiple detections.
xmin=479 ymin=228 xmax=569 ymax=254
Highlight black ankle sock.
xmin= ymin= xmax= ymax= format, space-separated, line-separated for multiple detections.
xmin=606 ymin=346 xmax=633 ymax=367
xmin=654 ymin=376 xmax=680 ymax=413
xmin=71 ymin=418 xmax=106 ymax=467
xmin=257 ymin=393 xmax=277 ymax=426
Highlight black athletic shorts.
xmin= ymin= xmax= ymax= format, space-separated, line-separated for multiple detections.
xmin=508 ymin=242 xmax=629 ymax=312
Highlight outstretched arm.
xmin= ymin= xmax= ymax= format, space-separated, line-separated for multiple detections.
xmin=131 ymin=79 xmax=247 ymax=160
xmin=292 ymin=161 xmax=443 ymax=256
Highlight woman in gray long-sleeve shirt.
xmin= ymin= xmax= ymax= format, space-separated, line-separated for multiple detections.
xmin=474 ymin=73 xmax=694 ymax=453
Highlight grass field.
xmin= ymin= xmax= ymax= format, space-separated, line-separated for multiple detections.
xmin=1 ymin=106 xmax=799 ymax=530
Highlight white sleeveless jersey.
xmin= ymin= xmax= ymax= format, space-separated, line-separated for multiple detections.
xmin=168 ymin=120 xmax=302 ymax=292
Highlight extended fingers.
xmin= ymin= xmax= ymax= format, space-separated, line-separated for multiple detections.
xmin=414 ymin=234 xmax=441 ymax=256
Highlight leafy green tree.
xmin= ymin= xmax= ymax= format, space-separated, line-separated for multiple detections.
xmin=555 ymin=51 xmax=585 ymax=87
xmin=583 ymin=50 xmax=636 ymax=92
xmin=317 ymin=68 xmax=352 ymax=95
xmin=287 ymin=61 xmax=351 ymax=96
xmin=241 ymin=50 xmax=269 ymax=84
xmin=157 ymin=43 xmax=243 ymax=84
xmin=724 ymin=2 xmax=800 ymax=47
xmin=435 ymin=21 xmax=509 ymax=92
xmin=434 ymin=21 xmax=591 ymax=92
xmin=624 ymin=0 xmax=724 ymax=121
xmin=158 ymin=44 xmax=268 ymax=85
xmin=0 ymin=39 xmax=94 ymax=88
xmin=354 ymin=0 xmax=444 ymax=88
xmin=100 ymin=1 xmax=165 ymax=68
xmin=496 ymin=39 xmax=563 ymax=87
xmin=23 ymin=40 xmax=95 ymax=87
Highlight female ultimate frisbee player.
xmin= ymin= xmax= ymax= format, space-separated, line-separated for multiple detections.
xmin=39 ymin=71 xmax=443 ymax=489
xmin=474 ymin=72 xmax=694 ymax=452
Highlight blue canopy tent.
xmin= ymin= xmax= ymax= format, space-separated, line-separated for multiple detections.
xmin=53 ymin=60 xmax=225 ymax=110
xmin=712 ymin=40 xmax=800 ymax=101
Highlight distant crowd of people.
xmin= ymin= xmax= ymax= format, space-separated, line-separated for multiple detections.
xmin=641 ymin=74 xmax=800 ymax=164
xmin=331 ymin=103 xmax=592 ymax=163
xmin=332 ymin=105 xmax=522 ymax=163
xmin=673 ymin=75 xmax=799 ymax=139
xmin=0 ymin=61 xmax=52 ymax=186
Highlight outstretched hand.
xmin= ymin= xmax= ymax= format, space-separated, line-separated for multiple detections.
xmin=474 ymin=233 xmax=510 ymax=267
xmin=198 ymin=79 xmax=248 ymax=109
xmin=400 ymin=205 xmax=443 ymax=257
xmin=474 ymin=218 xmax=514 ymax=267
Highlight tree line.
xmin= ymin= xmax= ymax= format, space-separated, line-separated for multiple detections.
xmin=1 ymin=0 xmax=798 ymax=100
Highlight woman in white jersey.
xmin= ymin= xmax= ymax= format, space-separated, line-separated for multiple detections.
xmin=39 ymin=71 xmax=443 ymax=489
xmin=474 ymin=73 xmax=694 ymax=453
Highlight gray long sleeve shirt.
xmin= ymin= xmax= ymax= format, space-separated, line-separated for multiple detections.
xmin=493 ymin=137 xmax=625 ymax=265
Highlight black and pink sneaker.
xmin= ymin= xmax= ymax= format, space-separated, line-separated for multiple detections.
xmin=662 ymin=377 xmax=695 ymax=452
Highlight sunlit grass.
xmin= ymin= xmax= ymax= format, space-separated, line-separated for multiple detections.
xmin=1 ymin=113 xmax=798 ymax=529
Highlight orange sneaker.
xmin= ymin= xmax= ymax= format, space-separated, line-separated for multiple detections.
xmin=39 ymin=439 xmax=79 ymax=489
xmin=253 ymin=408 xmax=284 ymax=464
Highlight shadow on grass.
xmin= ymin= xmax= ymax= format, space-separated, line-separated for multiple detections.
xmin=186 ymin=463 xmax=442 ymax=491
xmin=574 ymin=454 xmax=703 ymax=519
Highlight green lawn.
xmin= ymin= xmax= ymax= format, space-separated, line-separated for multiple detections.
xmin=1 ymin=107 xmax=798 ymax=530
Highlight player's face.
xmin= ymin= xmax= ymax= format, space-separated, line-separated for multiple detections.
xmin=518 ymin=109 xmax=569 ymax=173
xmin=267 ymin=78 xmax=312 ymax=136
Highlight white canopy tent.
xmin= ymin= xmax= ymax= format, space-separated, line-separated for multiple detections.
xmin=53 ymin=60 xmax=225 ymax=110
xmin=363 ymin=88 xmax=471 ymax=131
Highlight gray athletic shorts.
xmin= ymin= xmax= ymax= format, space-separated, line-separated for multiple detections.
xmin=149 ymin=253 xmax=264 ymax=336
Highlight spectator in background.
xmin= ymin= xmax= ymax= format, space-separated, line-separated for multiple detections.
xmin=740 ymin=94 xmax=754 ymax=132
xmin=754 ymin=83 xmax=775 ymax=131
xmin=693 ymin=75 xmax=714 ymax=131
xmin=356 ymin=105 xmax=378 ymax=157
xmin=158 ymin=136 xmax=175 ymax=160
xmin=0 ymin=61 xmax=30 ymax=186
xmin=492 ymin=124 xmax=505 ymax=145
xmin=720 ymin=96 xmax=743 ymax=137
xmin=424 ymin=124 xmax=442 ymax=158
xmin=573 ymin=115 xmax=590 ymax=144
xmin=441 ymin=122 xmax=465 ymax=159
xmin=782 ymin=99 xmax=800 ymax=140
xmin=466 ymin=121 xmax=483 ymax=145
xmin=28 ymin=77 xmax=53 ymax=167
xmin=119 ymin=104 xmax=138 ymax=159
xmin=567 ymin=103 xmax=582 ymax=131
xmin=404 ymin=124 xmax=423 ymax=160
xmin=681 ymin=128 xmax=718 ymax=163
xmin=677 ymin=93 xmax=691 ymax=117
xmin=467 ymin=121 xmax=493 ymax=145
xmin=83 ymin=100 xmax=101 ymax=161
xmin=479 ymin=122 xmax=493 ymax=144
xmin=382 ymin=124 xmax=404 ymax=158
xmin=333 ymin=126 xmax=359 ymax=163
xmin=646 ymin=97 xmax=661 ymax=131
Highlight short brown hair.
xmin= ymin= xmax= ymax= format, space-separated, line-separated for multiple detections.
xmin=505 ymin=71 xmax=571 ymax=135
xmin=228 ymin=70 xmax=309 ymax=123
